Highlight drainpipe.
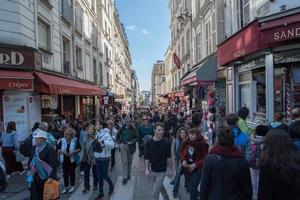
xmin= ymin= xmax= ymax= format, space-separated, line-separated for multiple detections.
xmin=34 ymin=0 xmax=38 ymax=49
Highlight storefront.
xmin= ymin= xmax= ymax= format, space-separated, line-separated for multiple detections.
xmin=217 ymin=9 xmax=300 ymax=124
xmin=180 ymin=54 xmax=217 ymax=111
xmin=0 ymin=44 xmax=42 ymax=140
xmin=34 ymin=71 xmax=104 ymax=123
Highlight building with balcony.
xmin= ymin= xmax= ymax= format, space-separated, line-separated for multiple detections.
xmin=0 ymin=0 xmax=133 ymax=139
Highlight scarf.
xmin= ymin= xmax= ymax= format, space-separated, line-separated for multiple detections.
xmin=30 ymin=142 xmax=52 ymax=180
xmin=209 ymin=145 xmax=243 ymax=158
xmin=60 ymin=138 xmax=78 ymax=163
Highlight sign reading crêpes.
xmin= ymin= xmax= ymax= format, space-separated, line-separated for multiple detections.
xmin=0 ymin=45 xmax=41 ymax=69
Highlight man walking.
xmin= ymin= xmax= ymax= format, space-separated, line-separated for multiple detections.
xmin=145 ymin=122 xmax=172 ymax=200
xmin=137 ymin=114 xmax=154 ymax=157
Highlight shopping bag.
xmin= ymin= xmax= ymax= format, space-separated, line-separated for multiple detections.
xmin=43 ymin=179 xmax=60 ymax=200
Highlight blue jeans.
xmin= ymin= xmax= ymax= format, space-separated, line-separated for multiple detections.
xmin=173 ymin=160 xmax=181 ymax=194
xmin=95 ymin=158 xmax=114 ymax=197
xmin=83 ymin=163 xmax=98 ymax=190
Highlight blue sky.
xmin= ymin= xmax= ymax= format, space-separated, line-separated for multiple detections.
xmin=115 ymin=0 xmax=170 ymax=91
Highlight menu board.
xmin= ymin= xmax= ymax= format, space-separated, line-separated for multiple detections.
xmin=2 ymin=95 xmax=29 ymax=141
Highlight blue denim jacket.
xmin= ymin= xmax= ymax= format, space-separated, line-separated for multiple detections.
xmin=1 ymin=131 xmax=17 ymax=148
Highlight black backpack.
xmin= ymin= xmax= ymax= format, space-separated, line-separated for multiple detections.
xmin=19 ymin=135 xmax=33 ymax=157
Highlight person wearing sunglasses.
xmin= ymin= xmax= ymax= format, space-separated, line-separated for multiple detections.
xmin=137 ymin=115 xmax=154 ymax=157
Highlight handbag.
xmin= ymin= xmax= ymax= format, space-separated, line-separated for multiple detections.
xmin=80 ymin=142 xmax=93 ymax=169
xmin=43 ymin=179 xmax=60 ymax=200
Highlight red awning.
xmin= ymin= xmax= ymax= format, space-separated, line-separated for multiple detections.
xmin=260 ymin=12 xmax=300 ymax=44
xmin=217 ymin=20 xmax=266 ymax=66
xmin=0 ymin=70 xmax=33 ymax=90
xmin=34 ymin=71 xmax=104 ymax=96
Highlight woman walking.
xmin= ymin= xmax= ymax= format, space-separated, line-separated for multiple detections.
xmin=180 ymin=128 xmax=209 ymax=200
xmin=81 ymin=125 xmax=98 ymax=193
xmin=94 ymin=123 xmax=115 ymax=200
xmin=171 ymin=127 xmax=188 ymax=198
xmin=200 ymin=127 xmax=252 ymax=200
xmin=57 ymin=128 xmax=81 ymax=194
xmin=258 ymin=129 xmax=300 ymax=200
xmin=1 ymin=121 xmax=24 ymax=177
xmin=29 ymin=129 xmax=58 ymax=200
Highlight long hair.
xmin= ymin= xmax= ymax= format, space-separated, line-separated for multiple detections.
xmin=261 ymin=129 xmax=300 ymax=184
xmin=6 ymin=121 xmax=16 ymax=133
xmin=176 ymin=127 xmax=188 ymax=141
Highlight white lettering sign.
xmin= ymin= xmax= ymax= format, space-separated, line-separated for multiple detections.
xmin=274 ymin=27 xmax=300 ymax=41
xmin=0 ymin=51 xmax=24 ymax=65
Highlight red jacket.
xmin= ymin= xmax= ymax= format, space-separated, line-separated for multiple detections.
xmin=180 ymin=136 xmax=209 ymax=170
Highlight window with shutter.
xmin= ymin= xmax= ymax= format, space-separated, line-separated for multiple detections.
xmin=181 ymin=37 xmax=185 ymax=57
xmin=38 ymin=20 xmax=50 ymax=51
xmin=243 ymin=0 xmax=250 ymax=26
xmin=61 ymin=0 xmax=71 ymax=23
xmin=75 ymin=4 xmax=83 ymax=33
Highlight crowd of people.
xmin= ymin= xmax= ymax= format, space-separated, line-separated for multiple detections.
xmin=0 ymin=106 xmax=299 ymax=200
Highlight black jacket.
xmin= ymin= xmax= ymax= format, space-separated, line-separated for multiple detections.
xmin=200 ymin=146 xmax=252 ymax=200
xmin=258 ymin=163 xmax=300 ymax=200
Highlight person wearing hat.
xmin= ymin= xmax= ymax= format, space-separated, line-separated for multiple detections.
xmin=29 ymin=129 xmax=58 ymax=200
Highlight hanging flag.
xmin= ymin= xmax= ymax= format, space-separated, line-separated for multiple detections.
xmin=173 ymin=53 xmax=181 ymax=69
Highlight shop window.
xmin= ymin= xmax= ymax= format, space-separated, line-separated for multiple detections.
xmin=41 ymin=95 xmax=59 ymax=122
xmin=274 ymin=68 xmax=286 ymax=114
xmin=253 ymin=70 xmax=266 ymax=114
xmin=239 ymin=84 xmax=251 ymax=110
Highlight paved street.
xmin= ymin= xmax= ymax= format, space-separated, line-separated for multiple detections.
xmin=1 ymin=146 xmax=189 ymax=200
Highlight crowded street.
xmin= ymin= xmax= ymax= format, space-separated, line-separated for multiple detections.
xmin=1 ymin=0 xmax=300 ymax=200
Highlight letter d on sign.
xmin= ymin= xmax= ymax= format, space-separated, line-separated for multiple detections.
xmin=11 ymin=52 xmax=24 ymax=65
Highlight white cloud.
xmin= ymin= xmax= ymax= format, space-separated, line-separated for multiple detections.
xmin=141 ymin=29 xmax=150 ymax=35
xmin=126 ymin=25 xmax=136 ymax=30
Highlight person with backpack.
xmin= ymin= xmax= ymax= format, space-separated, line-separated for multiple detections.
xmin=57 ymin=128 xmax=81 ymax=194
xmin=81 ymin=125 xmax=98 ymax=193
xmin=171 ymin=127 xmax=188 ymax=198
xmin=0 ymin=121 xmax=25 ymax=177
xmin=226 ymin=114 xmax=249 ymax=155
xmin=144 ymin=122 xmax=172 ymax=200
xmin=116 ymin=117 xmax=138 ymax=185
xmin=180 ymin=128 xmax=209 ymax=200
xmin=94 ymin=122 xmax=115 ymax=200
xmin=200 ymin=127 xmax=252 ymax=200
xmin=258 ymin=129 xmax=300 ymax=200
xmin=245 ymin=125 xmax=269 ymax=200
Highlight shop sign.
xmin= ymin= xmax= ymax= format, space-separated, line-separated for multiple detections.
xmin=0 ymin=46 xmax=41 ymax=69
xmin=0 ymin=79 xmax=33 ymax=90
xmin=261 ymin=23 xmax=300 ymax=44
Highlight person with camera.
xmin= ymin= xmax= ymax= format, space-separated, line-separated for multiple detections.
xmin=93 ymin=122 xmax=115 ymax=200
xmin=180 ymin=128 xmax=209 ymax=200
